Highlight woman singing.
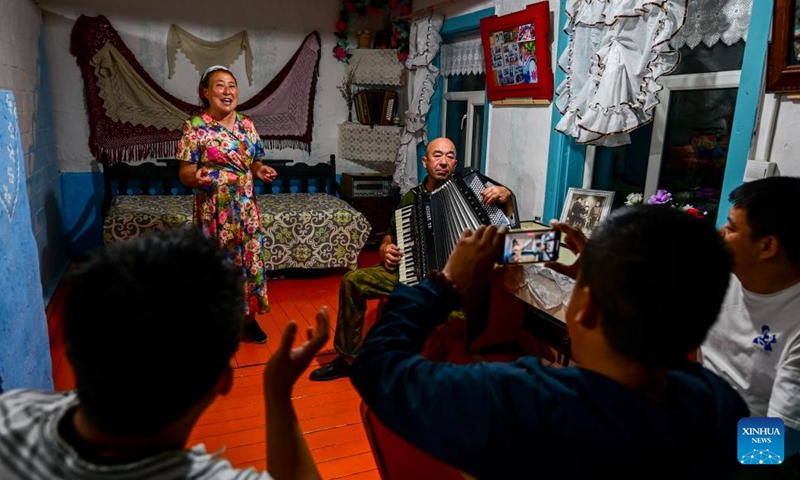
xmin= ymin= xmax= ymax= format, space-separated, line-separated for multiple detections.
xmin=177 ymin=65 xmax=276 ymax=344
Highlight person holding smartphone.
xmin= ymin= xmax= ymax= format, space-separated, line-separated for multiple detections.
xmin=350 ymin=206 xmax=747 ymax=478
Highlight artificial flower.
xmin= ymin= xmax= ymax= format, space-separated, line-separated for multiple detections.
xmin=624 ymin=192 xmax=643 ymax=206
xmin=626 ymin=189 xmax=708 ymax=218
xmin=647 ymin=189 xmax=672 ymax=205
xmin=333 ymin=46 xmax=348 ymax=60
xmin=333 ymin=0 xmax=412 ymax=63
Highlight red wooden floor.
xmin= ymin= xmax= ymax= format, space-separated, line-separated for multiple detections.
xmin=48 ymin=250 xmax=385 ymax=479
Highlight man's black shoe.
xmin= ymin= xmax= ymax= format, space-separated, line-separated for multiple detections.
xmin=244 ymin=320 xmax=267 ymax=344
xmin=309 ymin=355 xmax=351 ymax=381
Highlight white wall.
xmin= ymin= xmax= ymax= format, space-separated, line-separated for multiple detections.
xmin=766 ymin=99 xmax=800 ymax=177
xmin=415 ymin=0 xmax=560 ymax=221
xmin=38 ymin=0 xmax=362 ymax=172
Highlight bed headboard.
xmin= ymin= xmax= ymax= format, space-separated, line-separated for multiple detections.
xmin=102 ymin=154 xmax=338 ymax=215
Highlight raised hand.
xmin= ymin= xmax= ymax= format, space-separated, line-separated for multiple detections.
xmin=543 ymin=220 xmax=587 ymax=279
xmin=264 ymin=307 xmax=331 ymax=398
xmin=442 ymin=225 xmax=507 ymax=293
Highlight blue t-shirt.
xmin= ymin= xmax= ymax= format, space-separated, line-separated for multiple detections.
xmin=351 ymin=280 xmax=749 ymax=479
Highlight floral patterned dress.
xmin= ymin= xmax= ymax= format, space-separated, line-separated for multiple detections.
xmin=176 ymin=112 xmax=269 ymax=314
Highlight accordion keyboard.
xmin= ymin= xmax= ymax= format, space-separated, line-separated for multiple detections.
xmin=393 ymin=168 xmax=519 ymax=287
xmin=395 ymin=205 xmax=421 ymax=286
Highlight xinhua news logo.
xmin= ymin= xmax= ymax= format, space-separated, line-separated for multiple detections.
xmin=738 ymin=417 xmax=784 ymax=465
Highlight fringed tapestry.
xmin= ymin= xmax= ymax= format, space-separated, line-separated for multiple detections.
xmin=71 ymin=15 xmax=321 ymax=164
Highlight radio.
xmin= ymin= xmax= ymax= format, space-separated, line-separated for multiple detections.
xmin=341 ymin=173 xmax=393 ymax=198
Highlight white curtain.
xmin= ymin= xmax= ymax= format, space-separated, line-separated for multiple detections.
xmin=440 ymin=37 xmax=485 ymax=77
xmin=395 ymin=13 xmax=444 ymax=194
xmin=671 ymin=0 xmax=752 ymax=49
xmin=554 ymin=0 xmax=688 ymax=147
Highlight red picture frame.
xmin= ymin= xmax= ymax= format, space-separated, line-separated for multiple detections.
xmin=479 ymin=2 xmax=553 ymax=104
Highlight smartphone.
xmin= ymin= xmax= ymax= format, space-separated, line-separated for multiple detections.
xmin=500 ymin=228 xmax=561 ymax=265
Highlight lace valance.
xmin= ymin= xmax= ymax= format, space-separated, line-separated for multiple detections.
xmin=555 ymin=0 xmax=688 ymax=147
xmin=440 ymin=38 xmax=485 ymax=77
xmin=670 ymin=0 xmax=752 ymax=50
xmin=339 ymin=123 xmax=402 ymax=174
xmin=347 ymin=49 xmax=405 ymax=86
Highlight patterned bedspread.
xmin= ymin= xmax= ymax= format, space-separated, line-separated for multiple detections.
xmin=103 ymin=194 xmax=371 ymax=271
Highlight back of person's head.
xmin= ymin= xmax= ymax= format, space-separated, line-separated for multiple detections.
xmin=729 ymin=176 xmax=800 ymax=264
xmin=580 ymin=206 xmax=732 ymax=367
xmin=64 ymin=226 xmax=244 ymax=436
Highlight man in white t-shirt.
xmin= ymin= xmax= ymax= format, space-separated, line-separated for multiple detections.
xmin=0 ymin=227 xmax=328 ymax=480
xmin=702 ymin=176 xmax=800 ymax=465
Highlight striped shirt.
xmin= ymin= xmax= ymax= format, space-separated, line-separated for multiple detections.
xmin=0 ymin=389 xmax=273 ymax=480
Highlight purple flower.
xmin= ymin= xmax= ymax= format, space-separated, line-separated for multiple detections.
xmin=647 ymin=189 xmax=672 ymax=205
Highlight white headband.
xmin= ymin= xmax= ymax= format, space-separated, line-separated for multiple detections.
xmin=201 ymin=65 xmax=232 ymax=83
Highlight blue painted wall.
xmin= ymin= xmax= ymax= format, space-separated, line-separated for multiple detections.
xmin=61 ymin=171 xmax=105 ymax=254
xmin=0 ymin=90 xmax=53 ymax=392
xmin=28 ymin=27 xmax=68 ymax=302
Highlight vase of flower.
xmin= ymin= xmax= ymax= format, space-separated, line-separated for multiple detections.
xmin=338 ymin=62 xmax=358 ymax=123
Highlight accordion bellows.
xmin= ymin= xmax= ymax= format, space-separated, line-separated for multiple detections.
xmin=354 ymin=89 xmax=398 ymax=126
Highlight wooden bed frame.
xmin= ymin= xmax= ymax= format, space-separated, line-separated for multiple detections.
xmin=102 ymin=154 xmax=338 ymax=215
xmin=100 ymin=154 xmax=371 ymax=272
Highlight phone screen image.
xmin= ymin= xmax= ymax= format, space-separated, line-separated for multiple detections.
xmin=501 ymin=228 xmax=561 ymax=265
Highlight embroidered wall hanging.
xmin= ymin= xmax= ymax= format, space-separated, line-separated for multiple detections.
xmin=0 ymin=91 xmax=21 ymax=221
xmin=71 ymin=15 xmax=321 ymax=164
xmin=167 ymin=24 xmax=254 ymax=86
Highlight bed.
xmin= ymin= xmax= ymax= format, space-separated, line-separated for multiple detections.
xmin=101 ymin=155 xmax=372 ymax=272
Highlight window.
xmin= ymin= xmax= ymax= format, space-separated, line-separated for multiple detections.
xmin=586 ymin=41 xmax=745 ymax=220
xmin=442 ymin=73 xmax=486 ymax=171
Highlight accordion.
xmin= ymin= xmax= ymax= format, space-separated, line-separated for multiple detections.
xmin=395 ymin=168 xmax=520 ymax=286
xmin=354 ymin=89 xmax=398 ymax=126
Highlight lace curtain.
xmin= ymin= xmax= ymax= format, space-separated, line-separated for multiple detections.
xmin=555 ymin=0 xmax=688 ymax=147
xmin=395 ymin=13 xmax=444 ymax=194
xmin=440 ymin=38 xmax=485 ymax=77
xmin=671 ymin=0 xmax=752 ymax=49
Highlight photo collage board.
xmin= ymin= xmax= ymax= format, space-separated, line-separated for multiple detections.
xmin=488 ymin=22 xmax=538 ymax=87
xmin=479 ymin=1 xmax=553 ymax=103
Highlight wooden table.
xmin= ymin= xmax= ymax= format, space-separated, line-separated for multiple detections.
xmin=471 ymin=222 xmax=577 ymax=365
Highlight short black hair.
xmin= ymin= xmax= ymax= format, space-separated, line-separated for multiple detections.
xmin=64 ymin=226 xmax=245 ymax=436
xmin=580 ymin=206 xmax=732 ymax=367
xmin=729 ymin=176 xmax=800 ymax=264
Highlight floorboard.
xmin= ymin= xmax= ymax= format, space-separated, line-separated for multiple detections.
xmin=47 ymin=249 xmax=385 ymax=478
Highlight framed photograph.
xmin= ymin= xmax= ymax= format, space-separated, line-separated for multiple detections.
xmin=559 ymin=188 xmax=615 ymax=238
xmin=479 ymin=2 xmax=553 ymax=104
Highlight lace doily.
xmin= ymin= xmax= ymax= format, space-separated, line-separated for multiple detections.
xmin=338 ymin=123 xmax=402 ymax=174
xmin=347 ymin=49 xmax=406 ymax=86
xmin=671 ymin=0 xmax=752 ymax=49
xmin=555 ymin=0 xmax=688 ymax=147
xmin=440 ymin=38 xmax=485 ymax=77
